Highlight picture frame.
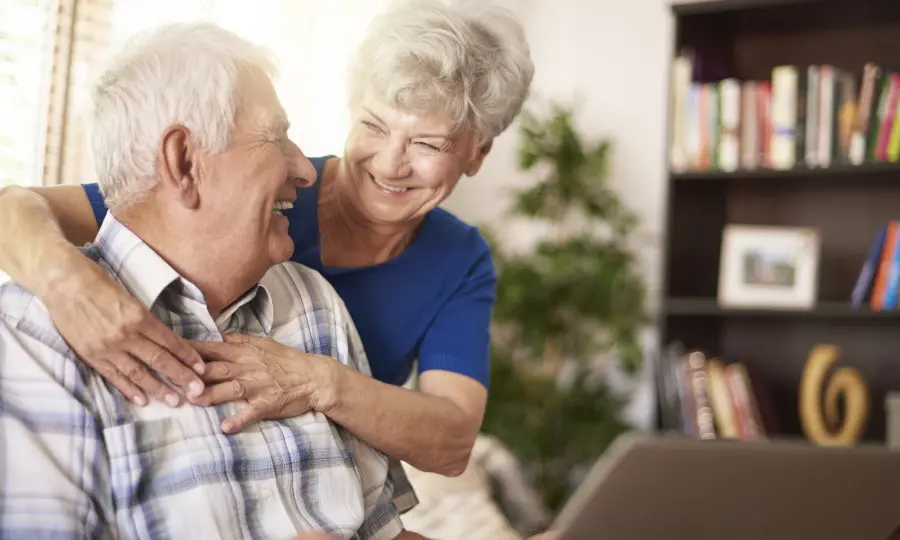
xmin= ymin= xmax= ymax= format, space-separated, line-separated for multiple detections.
xmin=717 ymin=224 xmax=821 ymax=310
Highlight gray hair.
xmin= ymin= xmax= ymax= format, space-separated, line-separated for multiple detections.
xmin=348 ymin=0 xmax=535 ymax=144
xmin=90 ymin=23 xmax=279 ymax=210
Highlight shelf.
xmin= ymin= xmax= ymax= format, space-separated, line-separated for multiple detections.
xmin=670 ymin=162 xmax=900 ymax=182
xmin=664 ymin=297 xmax=900 ymax=319
xmin=671 ymin=0 xmax=826 ymax=18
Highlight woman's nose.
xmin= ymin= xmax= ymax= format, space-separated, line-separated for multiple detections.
xmin=370 ymin=139 xmax=411 ymax=179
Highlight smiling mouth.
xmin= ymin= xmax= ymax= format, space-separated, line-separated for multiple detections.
xmin=273 ymin=201 xmax=294 ymax=215
xmin=369 ymin=173 xmax=410 ymax=194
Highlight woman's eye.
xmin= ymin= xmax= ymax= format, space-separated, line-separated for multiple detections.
xmin=417 ymin=142 xmax=440 ymax=151
xmin=363 ymin=121 xmax=383 ymax=134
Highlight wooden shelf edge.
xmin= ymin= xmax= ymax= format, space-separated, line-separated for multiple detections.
xmin=670 ymin=0 xmax=827 ymax=18
xmin=663 ymin=298 xmax=900 ymax=318
xmin=670 ymin=162 xmax=900 ymax=181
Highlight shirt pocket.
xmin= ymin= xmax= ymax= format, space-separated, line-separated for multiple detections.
xmin=102 ymin=417 xmax=233 ymax=539
xmin=272 ymin=416 xmax=369 ymax=535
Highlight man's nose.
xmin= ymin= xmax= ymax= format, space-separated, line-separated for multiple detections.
xmin=287 ymin=140 xmax=317 ymax=188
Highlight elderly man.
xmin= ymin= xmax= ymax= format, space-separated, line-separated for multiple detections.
xmin=0 ymin=23 xmax=423 ymax=540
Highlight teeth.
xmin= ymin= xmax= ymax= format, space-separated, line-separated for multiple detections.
xmin=273 ymin=201 xmax=294 ymax=213
xmin=372 ymin=177 xmax=409 ymax=193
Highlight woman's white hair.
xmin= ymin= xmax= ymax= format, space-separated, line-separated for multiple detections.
xmin=90 ymin=23 xmax=278 ymax=210
xmin=348 ymin=0 xmax=534 ymax=144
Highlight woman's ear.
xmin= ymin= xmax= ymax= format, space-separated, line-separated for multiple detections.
xmin=158 ymin=124 xmax=201 ymax=209
xmin=467 ymin=139 xmax=494 ymax=177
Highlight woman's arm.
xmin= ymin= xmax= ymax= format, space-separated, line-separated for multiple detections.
xmin=189 ymin=334 xmax=487 ymax=476
xmin=0 ymin=185 xmax=98 ymax=290
xmin=0 ymin=185 xmax=206 ymax=404
xmin=188 ymin=240 xmax=496 ymax=476
xmin=188 ymin=235 xmax=497 ymax=476
xmin=326 ymin=366 xmax=487 ymax=476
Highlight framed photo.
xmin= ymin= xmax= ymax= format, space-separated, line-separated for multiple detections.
xmin=718 ymin=224 xmax=821 ymax=310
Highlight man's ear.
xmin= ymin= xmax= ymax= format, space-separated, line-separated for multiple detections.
xmin=158 ymin=124 xmax=201 ymax=209
xmin=466 ymin=139 xmax=493 ymax=177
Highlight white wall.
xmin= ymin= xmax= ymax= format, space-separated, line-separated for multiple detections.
xmin=443 ymin=0 xmax=675 ymax=317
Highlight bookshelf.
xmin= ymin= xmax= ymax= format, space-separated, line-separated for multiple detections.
xmin=659 ymin=0 xmax=900 ymax=443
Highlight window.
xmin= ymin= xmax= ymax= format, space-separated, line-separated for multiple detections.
xmin=0 ymin=0 xmax=391 ymax=191
xmin=0 ymin=0 xmax=53 ymax=187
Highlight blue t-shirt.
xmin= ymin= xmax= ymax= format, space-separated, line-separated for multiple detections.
xmin=81 ymin=156 xmax=495 ymax=388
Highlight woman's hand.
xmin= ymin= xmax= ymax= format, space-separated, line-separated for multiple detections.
xmin=293 ymin=532 xmax=337 ymax=540
xmin=43 ymin=257 xmax=206 ymax=406
xmin=187 ymin=333 xmax=335 ymax=433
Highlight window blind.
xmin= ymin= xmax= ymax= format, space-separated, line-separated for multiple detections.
xmin=43 ymin=0 xmax=114 ymax=186
xmin=0 ymin=0 xmax=53 ymax=187
xmin=1 ymin=0 xmax=391 ymax=190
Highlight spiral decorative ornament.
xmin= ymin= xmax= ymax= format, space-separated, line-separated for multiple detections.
xmin=799 ymin=344 xmax=869 ymax=446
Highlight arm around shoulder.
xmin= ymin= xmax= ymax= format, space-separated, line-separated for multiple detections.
xmin=0 ymin=184 xmax=99 ymax=293
xmin=0 ymin=183 xmax=206 ymax=406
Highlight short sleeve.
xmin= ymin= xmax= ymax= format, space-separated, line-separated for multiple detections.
xmin=81 ymin=183 xmax=109 ymax=228
xmin=417 ymin=236 xmax=496 ymax=388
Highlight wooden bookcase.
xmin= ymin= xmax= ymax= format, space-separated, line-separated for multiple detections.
xmin=660 ymin=0 xmax=900 ymax=442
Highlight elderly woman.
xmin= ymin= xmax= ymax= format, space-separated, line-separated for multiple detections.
xmin=0 ymin=0 xmax=533 ymax=477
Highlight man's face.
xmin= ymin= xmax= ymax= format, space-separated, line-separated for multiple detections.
xmin=197 ymin=71 xmax=315 ymax=277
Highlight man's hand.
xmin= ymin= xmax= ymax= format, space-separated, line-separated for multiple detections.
xmin=187 ymin=333 xmax=336 ymax=433
xmin=43 ymin=258 xmax=205 ymax=406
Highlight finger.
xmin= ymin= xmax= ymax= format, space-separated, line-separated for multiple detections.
xmin=186 ymin=339 xmax=244 ymax=363
xmin=141 ymin=317 xmax=206 ymax=375
xmin=189 ymin=379 xmax=251 ymax=407
xmin=95 ymin=360 xmax=148 ymax=407
xmin=108 ymin=351 xmax=181 ymax=407
xmin=221 ymin=403 xmax=266 ymax=434
xmin=128 ymin=337 xmax=204 ymax=399
xmin=198 ymin=361 xmax=257 ymax=384
xmin=222 ymin=332 xmax=260 ymax=345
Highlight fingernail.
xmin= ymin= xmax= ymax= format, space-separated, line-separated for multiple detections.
xmin=192 ymin=362 xmax=205 ymax=375
xmin=188 ymin=380 xmax=204 ymax=397
xmin=133 ymin=395 xmax=147 ymax=407
xmin=165 ymin=394 xmax=180 ymax=407
xmin=221 ymin=420 xmax=233 ymax=433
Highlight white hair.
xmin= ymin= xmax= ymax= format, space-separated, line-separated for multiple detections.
xmin=348 ymin=0 xmax=535 ymax=144
xmin=90 ymin=23 xmax=279 ymax=210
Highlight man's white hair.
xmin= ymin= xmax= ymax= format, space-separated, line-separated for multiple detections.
xmin=348 ymin=0 xmax=534 ymax=144
xmin=91 ymin=23 xmax=278 ymax=210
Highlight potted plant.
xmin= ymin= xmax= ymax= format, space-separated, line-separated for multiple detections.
xmin=481 ymin=102 xmax=649 ymax=512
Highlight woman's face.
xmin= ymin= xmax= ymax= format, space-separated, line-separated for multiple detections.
xmin=343 ymin=96 xmax=491 ymax=227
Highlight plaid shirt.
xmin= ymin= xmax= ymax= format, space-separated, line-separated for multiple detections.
xmin=0 ymin=214 xmax=416 ymax=540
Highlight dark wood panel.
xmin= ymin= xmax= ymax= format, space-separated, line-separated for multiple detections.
xmin=663 ymin=315 xmax=724 ymax=355
xmin=666 ymin=184 xmax=727 ymax=298
xmin=734 ymin=17 xmax=900 ymax=81
xmin=725 ymin=182 xmax=900 ymax=301
xmin=664 ymin=298 xmax=900 ymax=319
xmin=720 ymin=317 xmax=900 ymax=441
xmin=672 ymin=0 xmax=828 ymax=18
xmin=677 ymin=0 xmax=900 ymax=81
xmin=672 ymin=161 xmax=900 ymax=181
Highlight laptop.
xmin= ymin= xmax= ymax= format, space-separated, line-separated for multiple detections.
xmin=550 ymin=432 xmax=900 ymax=540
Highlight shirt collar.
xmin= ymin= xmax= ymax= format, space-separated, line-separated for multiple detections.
xmin=92 ymin=214 xmax=275 ymax=333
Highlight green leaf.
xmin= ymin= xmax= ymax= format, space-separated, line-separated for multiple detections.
xmin=482 ymin=100 xmax=647 ymax=513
